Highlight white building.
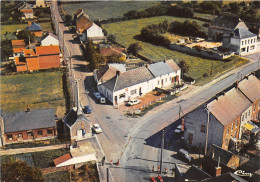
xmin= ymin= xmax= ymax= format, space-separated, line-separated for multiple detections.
xmin=94 ymin=60 xmax=181 ymax=106
xmin=74 ymin=9 xmax=105 ymax=42
xmin=41 ymin=33 xmax=59 ymax=46
xmin=222 ymin=28 xmax=257 ymax=55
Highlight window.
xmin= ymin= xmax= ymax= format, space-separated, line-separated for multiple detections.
xmin=7 ymin=134 xmax=13 ymax=141
xmin=234 ymin=131 xmax=237 ymax=138
xmin=245 ymin=112 xmax=247 ymax=118
xmin=27 ymin=132 xmax=33 ymax=137
xmin=251 ymin=39 xmax=253 ymax=43
xmin=130 ymin=89 xmax=137 ymax=95
xmin=236 ymin=120 xmax=238 ymax=127
xmin=37 ymin=130 xmax=43 ymax=136
xmin=248 ymin=40 xmax=250 ymax=44
xmin=165 ymin=78 xmax=167 ymax=82
xmin=250 ymin=45 xmax=255 ymax=50
xmin=158 ymin=81 xmax=160 ymax=85
xmin=18 ymin=133 xmax=23 ymax=138
xmin=231 ymin=123 xmax=233 ymax=131
xmin=201 ymin=124 xmax=205 ymax=133
xmin=242 ymin=41 xmax=243 ymax=45
xmin=119 ymin=93 xmax=125 ymax=98
xmin=253 ymin=115 xmax=255 ymax=120
xmin=47 ymin=129 xmax=53 ymax=135
xmin=242 ymin=115 xmax=244 ymax=121
xmin=248 ymin=110 xmax=250 ymax=116
xmin=241 ymin=48 xmax=246 ymax=52
xmin=225 ymin=139 xmax=228 ymax=147
xmin=226 ymin=127 xmax=229 ymax=135
xmin=259 ymin=102 xmax=260 ymax=108
xmin=253 ymin=105 xmax=256 ymax=112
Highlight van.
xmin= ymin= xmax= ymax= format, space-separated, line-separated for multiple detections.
xmin=100 ymin=97 xmax=106 ymax=104
xmin=178 ymin=149 xmax=193 ymax=162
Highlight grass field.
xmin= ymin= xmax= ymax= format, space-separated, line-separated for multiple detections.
xmin=103 ymin=16 xmax=248 ymax=84
xmin=62 ymin=1 xmax=159 ymax=21
xmin=1 ymin=71 xmax=66 ymax=116
xmin=1 ymin=22 xmax=53 ymax=35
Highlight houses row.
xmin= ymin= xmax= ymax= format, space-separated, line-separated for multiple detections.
xmin=11 ymin=30 xmax=61 ymax=72
xmin=94 ymin=59 xmax=181 ymax=106
xmin=183 ymin=74 xmax=260 ymax=151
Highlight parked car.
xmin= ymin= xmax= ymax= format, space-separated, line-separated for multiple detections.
xmin=178 ymin=149 xmax=193 ymax=162
xmin=195 ymin=37 xmax=205 ymax=42
xmin=84 ymin=105 xmax=92 ymax=114
xmin=127 ymin=99 xmax=141 ymax=106
xmin=175 ymin=128 xmax=182 ymax=134
xmin=93 ymin=92 xmax=106 ymax=104
xmin=93 ymin=124 xmax=102 ymax=134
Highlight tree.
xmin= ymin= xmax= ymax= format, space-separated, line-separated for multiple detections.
xmin=17 ymin=30 xmax=35 ymax=44
xmin=107 ymin=34 xmax=116 ymax=43
xmin=127 ymin=42 xmax=143 ymax=56
xmin=1 ymin=40 xmax=13 ymax=61
xmin=85 ymin=40 xmax=104 ymax=70
xmin=65 ymin=14 xmax=72 ymax=23
xmin=1 ymin=160 xmax=43 ymax=182
xmin=178 ymin=60 xmax=189 ymax=77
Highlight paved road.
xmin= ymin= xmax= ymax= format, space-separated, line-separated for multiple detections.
xmin=51 ymin=2 xmax=260 ymax=181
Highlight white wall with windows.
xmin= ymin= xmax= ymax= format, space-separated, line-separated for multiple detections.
xmin=239 ymin=105 xmax=252 ymax=138
xmin=238 ymin=36 xmax=257 ymax=55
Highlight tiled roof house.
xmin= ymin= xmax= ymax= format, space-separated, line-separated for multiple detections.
xmin=26 ymin=21 xmax=42 ymax=37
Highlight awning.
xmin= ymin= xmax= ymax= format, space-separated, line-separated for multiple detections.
xmin=243 ymin=123 xmax=255 ymax=131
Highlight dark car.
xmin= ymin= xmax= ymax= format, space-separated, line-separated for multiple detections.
xmin=84 ymin=105 xmax=92 ymax=114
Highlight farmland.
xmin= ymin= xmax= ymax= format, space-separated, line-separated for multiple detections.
xmin=62 ymin=1 xmax=159 ymax=21
xmin=103 ymin=16 xmax=248 ymax=84
xmin=1 ymin=22 xmax=53 ymax=35
xmin=1 ymin=71 xmax=66 ymax=117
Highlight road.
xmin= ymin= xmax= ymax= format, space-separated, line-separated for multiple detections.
xmin=51 ymin=2 xmax=259 ymax=181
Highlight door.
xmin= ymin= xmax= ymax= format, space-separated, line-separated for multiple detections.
xmin=115 ymin=96 xmax=118 ymax=105
xmin=139 ymin=87 xmax=142 ymax=96
xmin=77 ymin=129 xmax=83 ymax=140
xmin=161 ymin=79 xmax=164 ymax=87
xmin=188 ymin=133 xmax=193 ymax=144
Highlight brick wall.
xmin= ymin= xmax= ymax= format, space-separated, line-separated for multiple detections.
xmin=251 ymin=99 xmax=260 ymax=122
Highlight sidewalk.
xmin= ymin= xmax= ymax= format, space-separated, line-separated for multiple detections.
xmin=0 ymin=144 xmax=67 ymax=156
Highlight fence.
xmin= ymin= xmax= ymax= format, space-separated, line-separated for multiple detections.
xmin=50 ymin=2 xmax=75 ymax=107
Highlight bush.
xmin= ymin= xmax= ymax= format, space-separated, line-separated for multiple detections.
xmin=203 ymin=73 xmax=209 ymax=77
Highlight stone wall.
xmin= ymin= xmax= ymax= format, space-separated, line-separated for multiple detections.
xmin=170 ymin=44 xmax=234 ymax=60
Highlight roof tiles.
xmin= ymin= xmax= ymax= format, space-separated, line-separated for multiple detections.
xmin=238 ymin=75 xmax=260 ymax=102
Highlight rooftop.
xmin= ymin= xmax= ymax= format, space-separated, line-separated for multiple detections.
xmin=148 ymin=61 xmax=174 ymax=77
xmin=12 ymin=40 xmax=26 ymax=48
xmin=2 ymin=108 xmax=56 ymax=133
xmin=26 ymin=22 xmax=42 ymax=31
xmin=226 ymin=28 xmax=257 ymax=39
xmin=238 ymin=75 xmax=260 ymax=102
xmin=53 ymin=153 xmax=72 ymax=166
xmin=35 ymin=45 xmax=60 ymax=55
xmin=70 ymin=142 xmax=96 ymax=157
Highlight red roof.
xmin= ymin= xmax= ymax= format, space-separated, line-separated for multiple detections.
xmin=76 ymin=14 xmax=93 ymax=33
xmin=38 ymin=55 xmax=60 ymax=69
xmin=100 ymin=47 xmax=125 ymax=57
xmin=238 ymin=75 xmax=260 ymax=102
xmin=26 ymin=57 xmax=39 ymax=71
xmin=12 ymin=40 xmax=26 ymax=47
xmin=13 ymin=48 xmax=25 ymax=54
xmin=53 ymin=153 xmax=72 ymax=166
xmin=24 ymin=49 xmax=37 ymax=57
xmin=21 ymin=9 xmax=33 ymax=13
xmin=35 ymin=45 xmax=60 ymax=55
xmin=74 ymin=8 xmax=83 ymax=16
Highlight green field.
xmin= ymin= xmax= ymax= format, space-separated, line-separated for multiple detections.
xmin=62 ymin=1 xmax=159 ymax=21
xmin=1 ymin=22 xmax=53 ymax=35
xmin=1 ymin=71 xmax=66 ymax=116
xmin=103 ymin=16 xmax=248 ymax=84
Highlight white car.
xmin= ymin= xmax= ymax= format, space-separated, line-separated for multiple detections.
xmin=127 ymin=99 xmax=141 ymax=106
xmin=93 ymin=92 xmax=106 ymax=104
xmin=93 ymin=124 xmax=102 ymax=134
xmin=177 ymin=125 xmax=182 ymax=130
xmin=175 ymin=129 xmax=182 ymax=134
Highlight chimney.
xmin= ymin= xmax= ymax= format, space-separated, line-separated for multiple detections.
xmin=145 ymin=64 xmax=149 ymax=68
xmin=215 ymin=156 xmax=221 ymax=176
xmin=28 ymin=21 xmax=32 ymax=27
xmin=116 ymin=71 xmax=120 ymax=76
xmin=26 ymin=105 xmax=30 ymax=113
xmin=181 ymin=118 xmax=185 ymax=131
xmin=236 ymin=81 xmax=239 ymax=88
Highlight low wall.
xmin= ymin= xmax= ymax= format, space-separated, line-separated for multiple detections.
xmin=170 ymin=44 xmax=234 ymax=60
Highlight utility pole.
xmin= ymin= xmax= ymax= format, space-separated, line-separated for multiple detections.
xmin=160 ymin=130 xmax=164 ymax=174
xmin=107 ymin=168 xmax=109 ymax=182
xmin=205 ymin=107 xmax=210 ymax=156
xmin=70 ymin=164 xmax=72 ymax=182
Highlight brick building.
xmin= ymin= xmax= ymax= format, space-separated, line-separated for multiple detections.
xmin=0 ymin=108 xmax=57 ymax=146
xmin=26 ymin=21 xmax=42 ymax=37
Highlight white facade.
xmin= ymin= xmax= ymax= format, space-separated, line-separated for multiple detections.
xmin=41 ymin=34 xmax=59 ymax=46
xmin=23 ymin=13 xmax=34 ymax=19
xmin=239 ymin=105 xmax=252 ymax=138
xmin=236 ymin=37 xmax=258 ymax=55
xmin=81 ymin=23 xmax=105 ymax=42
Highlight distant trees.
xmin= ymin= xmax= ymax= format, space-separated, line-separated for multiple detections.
xmin=17 ymin=29 xmax=35 ymax=44
xmin=85 ymin=40 xmax=104 ymax=70
xmin=127 ymin=42 xmax=143 ymax=56
xmin=1 ymin=161 xmax=43 ymax=182
xmin=168 ymin=5 xmax=194 ymax=18
xmin=65 ymin=14 xmax=72 ymax=23
xmin=1 ymin=40 xmax=13 ymax=61
xmin=178 ymin=60 xmax=190 ymax=78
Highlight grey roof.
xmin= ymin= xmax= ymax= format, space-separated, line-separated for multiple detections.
xmin=63 ymin=107 xmax=90 ymax=128
xmin=2 ymin=109 xmax=56 ymax=133
xmin=148 ymin=62 xmax=173 ymax=77
xmin=26 ymin=22 xmax=42 ymax=31
xmin=185 ymin=165 xmax=212 ymax=181
xmin=103 ymin=76 xmax=117 ymax=91
xmin=109 ymin=63 xmax=126 ymax=72
xmin=202 ymin=172 xmax=248 ymax=182
xmin=207 ymin=144 xmax=236 ymax=166
xmin=114 ymin=66 xmax=155 ymax=91
xmin=225 ymin=28 xmax=256 ymax=39
xmin=210 ymin=16 xmax=247 ymax=30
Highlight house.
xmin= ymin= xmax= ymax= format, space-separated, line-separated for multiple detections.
xmin=222 ymin=28 xmax=257 ymax=55
xmin=26 ymin=21 xmax=43 ymax=37
xmin=0 ymin=108 xmax=57 ymax=146
xmin=74 ymin=9 xmax=105 ymax=42
xmin=208 ymin=16 xmax=248 ymax=41
xmin=184 ymin=87 xmax=252 ymax=151
xmin=11 ymin=40 xmax=26 ymax=57
xmin=100 ymin=45 xmax=126 ymax=63
xmin=95 ymin=59 xmax=181 ymax=106
xmin=202 ymin=172 xmax=248 ymax=182
xmin=41 ymin=33 xmax=59 ymax=46
xmin=18 ymin=2 xmax=34 ymax=19
xmin=63 ymin=81 xmax=91 ymax=141
xmin=14 ymin=45 xmax=61 ymax=72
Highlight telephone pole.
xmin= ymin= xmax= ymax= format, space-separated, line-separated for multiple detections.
xmin=160 ymin=130 xmax=164 ymax=174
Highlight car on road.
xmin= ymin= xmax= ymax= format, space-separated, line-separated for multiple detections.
xmin=93 ymin=92 xmax=106 ymax=104
xmin=84 ymin=105 xmax=92 ymax=114
xmin=93 ymin=124 xmax=102 ymax=134
xmin=127 ymin=99 xmax=141 ymax=106
xmin=178 ymin=148 xmax=193 ymax=163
